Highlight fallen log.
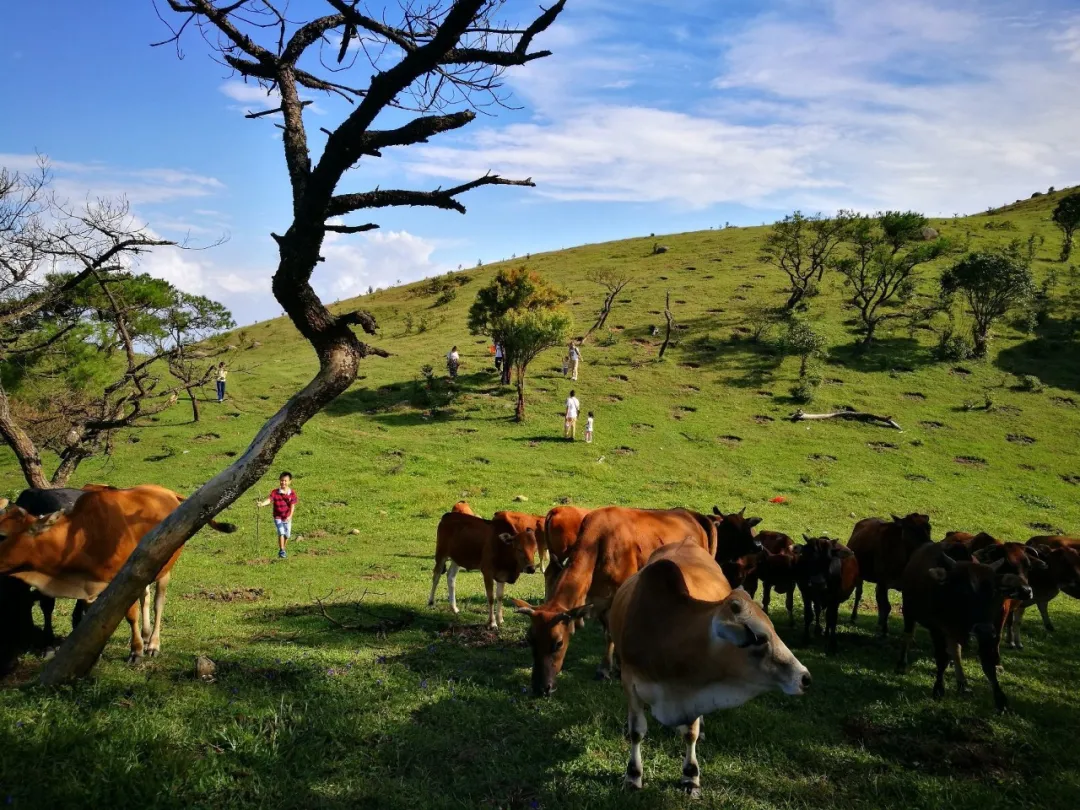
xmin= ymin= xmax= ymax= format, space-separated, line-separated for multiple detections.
xmin=790 ymin=410 xmax=902 ymax=431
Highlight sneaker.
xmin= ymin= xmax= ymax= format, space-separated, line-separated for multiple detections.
xmin=278 ymin=550 xmax=287 ymax=559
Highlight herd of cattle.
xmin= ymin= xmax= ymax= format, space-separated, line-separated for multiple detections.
xmin=1 ymin=484 xmax=1078 ymax=793
xmin=432 ymin=501 xmax=1080 ymax=792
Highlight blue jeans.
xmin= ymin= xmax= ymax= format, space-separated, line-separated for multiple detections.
xmin=216 ymin=380 xmax=225 ymax=401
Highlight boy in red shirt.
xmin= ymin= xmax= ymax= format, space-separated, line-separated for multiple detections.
xmin=256 ymin=471 xmax=298 ymax=559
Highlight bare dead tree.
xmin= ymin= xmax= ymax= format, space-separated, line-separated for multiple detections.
xmin=0 ymin=167 xmax=179 ymax=488
xmin=582 ymin=269 xmax=632 ymax=341
xmin=42 ymin=0 xmax=566 ymax=683
xmin=659 ymin=290 xmax=675 ymax=360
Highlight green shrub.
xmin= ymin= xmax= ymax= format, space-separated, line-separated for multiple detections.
xmin=1018 ymin=374 xmax=1044 ymax=393
xmin=433 ymin=287 xmax=457 ymax=307
xmin=597 ymin=330 xmax=619 ymax=347
xmin=417 ymin=315 xmax=430 ymax=333
xmin=790 ymin=376 xmax=820 ymax=404
xmin=934 ymin=328 xmax=974 ymax=361
xmin=403 ymin=313 xmax=414 ymax=333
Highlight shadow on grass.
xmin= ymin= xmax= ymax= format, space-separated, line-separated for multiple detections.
xmin=827 ymin=336 xmax=936 ymax=373
xmin=996 ymin=316 xmax=1080 ymax=393
xmin=324 ymin=370 xmax=499 ymax=419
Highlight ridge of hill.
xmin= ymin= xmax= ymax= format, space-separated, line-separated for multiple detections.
xmin=2 ymin=191 xmax=1080 ymax=808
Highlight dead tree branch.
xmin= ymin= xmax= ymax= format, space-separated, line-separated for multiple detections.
xmin=789 ymin=410 xmax=903 ymax=431
xmin=659 ymin=291 xmax=675 ymax=360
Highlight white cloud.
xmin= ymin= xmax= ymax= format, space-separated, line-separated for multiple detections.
xmin=403 ymin=1 xmax=1080 ymax=215
xmin=316 ymin=229 xmax=446 ymax=300
xmin=219 ymin=80 xmax=280 ymax=108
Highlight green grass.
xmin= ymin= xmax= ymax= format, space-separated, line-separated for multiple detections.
xmin=2 ymin=190 xmax=1080 ymax=808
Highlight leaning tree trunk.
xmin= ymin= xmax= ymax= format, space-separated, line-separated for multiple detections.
xmin=785 ymin=286 xmax=805 ymax=311
xmin=972 ymin=326 xmax=990 ymax=358
xmin=515 ymin=367 xmax=526 ymax=422
xmin=658 ymin=291 xmax=675 ymax=359
xmin=0 ymin=385 xmax=49 ymax=489
xmin=1060 ymin=232 xmax=1073 ymax=263
xmin=189 ymin=388 xmax=200 ymax=422
xmin=39 ymin=250 xmax=368 ymax=684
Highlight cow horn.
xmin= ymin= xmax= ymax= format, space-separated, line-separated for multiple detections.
xmin=510 ymin=598 xmax=535 ymax=616
xmin=712 ymin=506 xmax=722 ymax=516
xmin=939 ymin=552 xmax=956 ymax=569
xmin=739 ymin=506 xmax=746 ymax=517
xmin=988 ymin=558 xmax=1005 ymax=572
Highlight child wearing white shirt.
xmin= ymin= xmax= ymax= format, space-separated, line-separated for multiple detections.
xmin=585 ymin=412 xmax=594 ymax=444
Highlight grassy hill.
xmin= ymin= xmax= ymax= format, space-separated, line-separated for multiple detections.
xmin=2 ymin=189 xmax=1080 ymax=808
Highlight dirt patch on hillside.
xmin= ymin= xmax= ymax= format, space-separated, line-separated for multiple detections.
xmin=955 ymin=455 xmax=988 ymax=467
xmin=437 ymin=624 xmax=501 ymax=648
xmin=185 ymin=587 xmax=265 ymax=602
xmin=903 ymin=392 xmax=927 ymax=401
xmin=614 ymin=446 xmax=636 ymax=456
xmin=717 ymin=435 xmax=743 ymax=446
xmin=1007 ymin=434 xmax=1036 ymax=445
xmin=919 ymin=421 xmax=945 ymax=429
xmin=868 ymin=442 xmax=899 ymax=452
xmin=753 ymin=415 xmax=775 ymax=424
xmin=809 ymin=453 xmax=837 ymax=462
xmin=609 ymin=374 xmax=630 ymax=382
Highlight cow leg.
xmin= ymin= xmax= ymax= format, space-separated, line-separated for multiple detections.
xmin=929 ymin=629 xmax=948 ymax=699
xmin=745 ymin=574 xmax=759 ymax=600
xmin=140 ymin=586 xmax=152 ymax=650
xmin=761 ymin=582 xmax=772 ymax=615
xmin=1036 ymin=600 xmax=1054 ymax=632
xmin=947 ymin=639 xmax=970 ymax=694
xmin=814 ymin=602 xmax=823 ymax=637
xmin=446 ymin=562 xmax=461 ymax=614
xmin=875 ymin=583 xmax=891 ymax=636
xmin=126 ymin=601 xmax=144 ymax=665
xmin=826 ymin=600 xmax=840 ymax=656
xmin=72 ymin=600 xmax=86 ymax=630
xmin=495 ymin=581 xmax=505 ymax=627
xmin=977 ymin=635 xmax=1008 ymax=713
xmin=1010 ymin=604 xmax=1025 ymax=649
xmin=801 ymin=588 xmax=813 ymax=645
xmin=596 ymin=624 xmax=617 ymax=681
xmin=146 ymin=573 xmax=168 ymax=657
xmin=483 ymin=574 xmax=497 ymax=630
xmin=678 ymin=716 xmax=703 ymax=797
xmin=427 ymin=556 xmax=446 ymax=607
xmin=624 ymin=685 xmax=647 ymax=790
xmin=39 ymin=596 xmax=56 ymax=644
xmin=850 ymin=579 xmax=862 ymax=625
xmin=786 ymin=588 xmax=795 ymax=627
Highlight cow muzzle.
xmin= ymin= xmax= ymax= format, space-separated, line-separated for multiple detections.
xmin=524 ymin=565 xmax=536 ymax=575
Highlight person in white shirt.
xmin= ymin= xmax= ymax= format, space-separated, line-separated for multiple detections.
xmin=564 ymin=390 xmax=581 ymax=440
xmin=568 ymin=342 xmax=582 ymax=381
xmin=585 ymin=411 xmax=595 ymax=444
xmin=216 ymin=362 xmax=228 ymax=403
xmin=494 ymin=343 xmax=503 ymax=373
xmin=446 ymin=346 xmax=460 ymax=379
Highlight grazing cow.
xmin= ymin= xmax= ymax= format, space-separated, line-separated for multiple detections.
xmin=513 ymin=506 xmax=744 ymax=697
xmin=794 ymin=535 xmax=859 ymax=654
xmin=610 ymin=539 xmax=811 ymax=795
xmin=896 ymin=542 xmax=1031 ymax=713
xmin=541 ymin=506 xmax=591 ymax=597
xmin=848 ymin=513 xmax=933 ymax=634
xmin=451 ymin=501 xmax=474 ymax=515
xmin=1005 ymin=538 xmax=1080 ymax=647
xmin=428 ymin=511 xmax=540 ymax=629
xmin=0 ymin=485 xmax=236 ymax=663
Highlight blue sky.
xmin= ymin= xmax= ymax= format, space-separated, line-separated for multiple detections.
xmin=3 ymin=0 xmax=1080 ymax=325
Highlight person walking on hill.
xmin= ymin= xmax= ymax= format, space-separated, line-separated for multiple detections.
xmin=256 ymin=471 xmax=298 ymax=560
xmin=585 ymin=411 xmax=595 ymax=444
xmin=564 ymin=389 xmax=581 ymax=440
xmin=446 ymin=346 xmax=460 ymax=379
xmin=494 ymin=342 xmax=503 ymax=374
xmin=215 ymin=362 xmax=228 ymax=403
xmin=568 ymin=341 xmax=582 ymax=381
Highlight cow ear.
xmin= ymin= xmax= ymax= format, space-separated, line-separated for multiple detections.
xmin=511 ymin=598 xmax=535 ymax=616
xmin=1023 ymin=547 xmax=1047 ymax=569
xmin=559 ymin=604 xmax=591 ymax=623
xmin=29 ymin=511 xmax=62 ymax=535
xmin=834 ymin=545 xmax=854 ymax=559
xmin=739 ymin=506 xmax=747 ymax=517
xmin=712 ymin=506 xmax=722 ymax=516
xmin=747 ymin=517 xmax=763 ymax=528
xmin=892 ymin=514 xmax=903 ymax=524
xmin=928 ymin=567 xmax=948 ymax=584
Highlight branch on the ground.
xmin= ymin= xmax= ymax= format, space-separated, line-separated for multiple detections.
xmin=312 ymin=589 xmax=411 ymax=634
xmin=789 ymin=410 xmax=903 ymax=430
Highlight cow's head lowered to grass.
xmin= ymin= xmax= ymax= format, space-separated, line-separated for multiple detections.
xmin=511 ymin=598 xmax=591 ymax=697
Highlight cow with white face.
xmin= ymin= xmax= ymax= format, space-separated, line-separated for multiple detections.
xmin=609 ymin=539 xmax=811 ymax=796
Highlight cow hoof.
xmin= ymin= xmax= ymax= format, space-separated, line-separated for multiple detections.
xmin=624 ymin=778 xmax=643 ymax=792
xmin=486 ymin=623 xmax=498 ymax=631
xmin=1045 ymin=624 xmax=1055 ymax=633
xmin=426 ymin=600 xmax=434 ymax=608
xmin=127 ymin=653 xmax=143 ymax=666
xmin=957 ymin=684 xmax=972 ymax=696
xmin=996 ymin=664 xmax=1006 ymax=674
xmin=679 ymin=781 xmax=701 ymax=799
xmin=595 ymin=669 xmax=613 ymax=682
xmin=147 ymin=648 xmax=160 ymax=658
xmin=932 ymin=687 xmax=944 ymax=700
xmin=450 ymin=607 xmax=460 ymax=615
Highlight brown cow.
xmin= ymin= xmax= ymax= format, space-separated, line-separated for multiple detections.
xmin=541 ymin=506 xmax=591 ymax=598
xmin=942 ymin=531 xmax=1000 ymax=558
xmin=512 ymin=506 xmax=742 ymax=697
xmin=972 ymin=542 xmax=1045 ymax=656
xmin=794 ymin=535 xmax=859 ymax=654
xmin=1004 ymin=539 xmax=1080 ymax=648
xmin=896 ymin=542 xmax=1031 ymax=713
xmin=428 ymin=511 xmax=540 ymax=629
xmin=610 ymin=539 xmax=811 ymax=795
xmin=451 ymin=501 xmax=474 ymax=515
xmin=0 ymin=485 xmax=236 ymax=663
xmin=848 ymin=513 xmax=933 ymax=634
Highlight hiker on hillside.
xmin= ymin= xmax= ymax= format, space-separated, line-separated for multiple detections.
xmin=216 ymin=362 xmax=228 ymax=403
xmin=568 ymin=341 xmax=582 ymax=381
xmin=585 ymin=411 xmax=595 ymax=444
xmin=564 ymin=389 xmax=581 ymax=441
xmin=446 ymin=346 xmax=460 ymax=379
xmin=256 ymin=471 xmax=298 ymax=560
xmin=494 ymin=342 xmax=503 ymax=373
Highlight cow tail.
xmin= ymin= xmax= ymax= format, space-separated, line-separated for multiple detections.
xmin=172 ymin=493 xmax=239 ymax=533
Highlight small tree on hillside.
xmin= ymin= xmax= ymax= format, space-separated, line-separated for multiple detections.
xmin=1052 ymin=192 xmax=1080 ymax=262
xmin=153 ymin=293 xmax=238 ymax=422
xmin=498 ymin=309 xmax=570 ymax=420
xmin=940 ymin=241 xmax=1035 ymax=358
xmin=781 ymin=318 xmax=828 ymax=378
xmin=468 ymin=266 xmax=569 ymax=420
xmin=761 ymin=211 xmax=851 ymax=310
xmin=43 ymin=0 xmax=567 ymax=684
xmin=834 ymin=211 xmax=950 ymax=347
xmin=582 ymin=269 xmax=632 ymax=341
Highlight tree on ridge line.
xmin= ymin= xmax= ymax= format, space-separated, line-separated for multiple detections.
xmin=41 ymin=0 xmax=567 ymax=684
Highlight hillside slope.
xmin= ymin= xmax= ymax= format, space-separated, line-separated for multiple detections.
xmin=1 ymin=189 xmax=1079 ymax=808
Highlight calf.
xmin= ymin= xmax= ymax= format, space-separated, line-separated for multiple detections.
xmin=610 ymin=539 xmax=811 ymax=796
xmin=795 ymin=535 xmax=859 ymax=654
xmin=848 ymin=513 xmax=933 ymax=634
xmin=896 ymin=542 xmax=1031 ymax=713
xmin=749 ymin=531 xmax=798 ymax=625
xmin=428 ymin=511 xmax=540 ymax=629
xmin=973 ymin=542 xmax=1045 ymax=654
xmin=1003 ymin=538 xmax=1080 ymax=648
